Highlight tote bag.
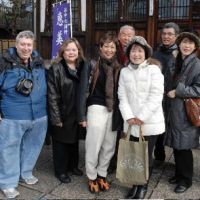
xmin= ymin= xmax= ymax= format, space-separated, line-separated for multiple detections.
xmin=116 ymin=125 xmax=149 ymax=186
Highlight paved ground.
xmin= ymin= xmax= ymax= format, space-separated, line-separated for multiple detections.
xmin=0 ymin=140 xmax=200 ymax=199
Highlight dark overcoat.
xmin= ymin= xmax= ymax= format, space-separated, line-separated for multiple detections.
xmin=165 ymin=53 xmax=200 ymax=149
xmin=47 ymin=59 xmax=87 ymax=143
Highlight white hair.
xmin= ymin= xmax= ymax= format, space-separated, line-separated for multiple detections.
xmin=119 ymin=25 xmax=135 ymax=33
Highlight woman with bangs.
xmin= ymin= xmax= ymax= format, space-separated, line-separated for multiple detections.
xmin=79 ymin=32 xmax=123 ymax=193
xmin=166 ymin=32 xmax=200 ymax=193
xmin=118 ymin=36 xmax=165 ymax=199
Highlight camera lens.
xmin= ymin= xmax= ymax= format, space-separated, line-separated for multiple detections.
xmin=24 ymin=79 xmax=33 ymax=89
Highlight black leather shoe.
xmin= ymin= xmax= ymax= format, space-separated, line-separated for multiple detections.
xmin=134 ymin=185 xmax=147 ymax=199
xmin=125 ymin=185 xmax=138 ymax=199
xmin=72 ymin=168 xmax=83 ymax=176
xmin=56 ymin=174 xmax=71 ymax=183
xmin=168 ymin=176 xmax=178 ymax=184
xmin=174 ymin=184 xmax=191 ymax=193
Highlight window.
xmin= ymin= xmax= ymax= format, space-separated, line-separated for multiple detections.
xmin=158 ymin=0 xmax=190 ymax=20
xmin=192 ymin=0 xmax=200 ymax=19
xmin=122 ymin=0 xmax=146 ymax=21
xmin=95 ymin=0 xmax=118 ymax=22
xmin=71 ymin=0 xmax=81 ymax=32
xmin=94 ymin=0 xmax=146 ymax=23
xmin=0 ymin=0 xmax=33 ymax=31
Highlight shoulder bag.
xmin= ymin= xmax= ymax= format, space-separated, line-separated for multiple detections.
xmin=184 ymin=98 xmax=200 ymax=127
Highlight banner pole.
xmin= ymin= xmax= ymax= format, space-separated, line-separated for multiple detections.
xmin=69 ymin=0 xmax=73 ymax=37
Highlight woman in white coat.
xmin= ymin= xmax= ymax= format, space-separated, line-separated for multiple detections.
xmin=118 ymin=36 xmax=165 ymax=199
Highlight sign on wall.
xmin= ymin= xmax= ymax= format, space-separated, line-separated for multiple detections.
xmin=51 ymin=0 xmax=72 ymax=58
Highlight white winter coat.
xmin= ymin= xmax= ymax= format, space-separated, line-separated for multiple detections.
xmin=118 ymin=60 xmax=165 ymax=137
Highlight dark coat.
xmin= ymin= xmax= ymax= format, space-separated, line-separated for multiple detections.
xmin=78 ymin=59 xmax=123 ymax=131
xmin=47 ymin=59 xmax=87 ymax=143
xmin=153 ymin=44 xmax=177 ymax=77
xmin=153 ymin=44 xmax=177 ymax=119
xmin=165 ymin=53 xmax=200 ymax=149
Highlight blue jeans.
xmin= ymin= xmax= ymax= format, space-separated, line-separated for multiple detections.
xmin=0 ymin=116 xmax=47 ymax=189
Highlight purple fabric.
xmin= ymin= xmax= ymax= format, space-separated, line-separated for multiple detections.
xmin=52 ymin=1 xmax=71 ymax=58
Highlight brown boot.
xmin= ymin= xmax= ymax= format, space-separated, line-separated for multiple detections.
xmin=97 ymin=176 xmax=110 ymax=191
xmin=88 ymin=179 xmax=99 ymax=193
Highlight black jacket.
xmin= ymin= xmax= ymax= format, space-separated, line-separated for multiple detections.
xmin=153 ymin=44 xmax=177 ymax=92
xmin=47 ymin=59 xmax=87 ymax=143
xmin=153 ymin=44 xmax=177 ymax=77
xmin=153 ymin=44 xmax=177 ymax=116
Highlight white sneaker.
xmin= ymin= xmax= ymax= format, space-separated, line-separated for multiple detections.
xmin=2 ymin=188 xmax=20 ymax=199
xmin=23 ymin=175 xmax=38 ymax=185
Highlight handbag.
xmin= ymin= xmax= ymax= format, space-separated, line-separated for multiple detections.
xmin=184 ymin=98 xmax=200 ymax=127
xmin=116 ymin=125 xmax=149 ymax=186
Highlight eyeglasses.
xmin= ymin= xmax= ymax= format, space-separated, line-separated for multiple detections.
xmin=161 ymin=32 xmax=176 ymax=36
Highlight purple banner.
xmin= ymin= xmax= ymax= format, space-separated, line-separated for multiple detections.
xmin=52 ymin=1 xmax=71 ymax=58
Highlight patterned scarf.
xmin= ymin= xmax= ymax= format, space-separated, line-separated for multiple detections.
xmin=101 ymin=56 xmax=115 ymax=112
xmin=91 ymin=53 xmax=120 ymax=112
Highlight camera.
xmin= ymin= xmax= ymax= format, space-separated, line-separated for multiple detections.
xmin=15 ymin=78 xmax=33 ymax=96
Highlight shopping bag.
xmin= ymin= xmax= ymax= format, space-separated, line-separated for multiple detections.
xmin=116 ymin=125 xmax=149 ymax=186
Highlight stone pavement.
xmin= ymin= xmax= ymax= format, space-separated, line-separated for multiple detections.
xmin=0 ymin=140 xmax=200 ymax=199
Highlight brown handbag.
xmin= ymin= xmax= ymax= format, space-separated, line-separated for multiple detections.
xmin=184 ymin=98 xmax=200 ymax=127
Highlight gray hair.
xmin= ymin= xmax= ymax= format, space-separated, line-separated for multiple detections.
xmin=16 ymin=30 xmax=35 ymax=43
xmin=119 ymin=25 xmax=135 ymax=33
xmin=162 ymin=22 xmax=180 ymax=35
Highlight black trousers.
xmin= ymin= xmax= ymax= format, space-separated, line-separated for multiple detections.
xmin=130 ymin=134 xmax=158 ymax=174
xmin=173 ymin=149 xmax=193 ymax=187
xmin=52 ymin=139 xmax=79 ymax=175
xmin=154 ymin=132 xmax=165 ymax=159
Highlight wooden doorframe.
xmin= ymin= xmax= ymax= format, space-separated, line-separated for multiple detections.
xmin=146 ymin=0 xmax=158 ymax=49
xmin=85 ymin=0 xmax=93 ymax=58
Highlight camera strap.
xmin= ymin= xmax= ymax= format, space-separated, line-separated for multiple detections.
xmin=17 ymin=67 xmax=33 ymax=81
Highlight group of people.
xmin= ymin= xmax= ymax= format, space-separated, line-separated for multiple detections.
xmin=0 ymin=21 xmax=200 ymax=199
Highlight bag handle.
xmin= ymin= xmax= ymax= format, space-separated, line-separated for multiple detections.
xmin=125 ymin=125 xmax=145 ymax=142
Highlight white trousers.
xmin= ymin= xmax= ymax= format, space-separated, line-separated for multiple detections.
xmin=85 ymin=105 xmax=117 ymax=180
